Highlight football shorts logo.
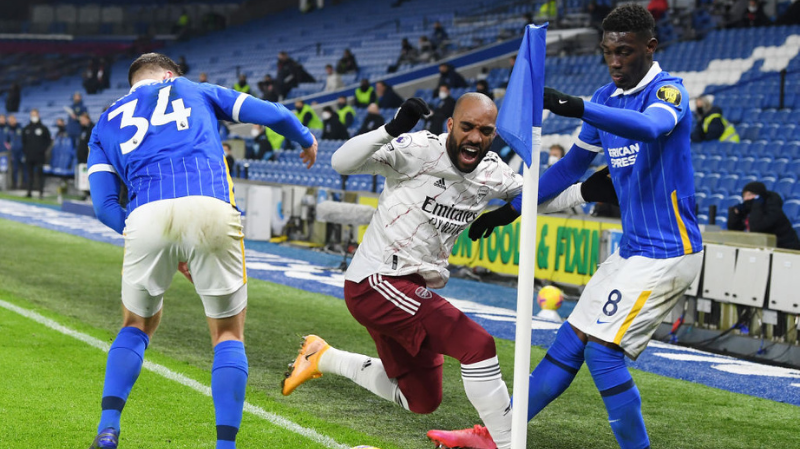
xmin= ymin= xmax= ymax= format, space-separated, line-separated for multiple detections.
xmin=434 ymin=178 xmax=446 ymax=189
xmin=415 ymin=286 xmax=433 ymax=299
xmin=656 ymin=85 xmax=681 ymax=106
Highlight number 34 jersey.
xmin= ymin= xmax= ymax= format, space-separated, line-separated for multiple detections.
xmin=88 ymin=77 xmax=243 ymax=213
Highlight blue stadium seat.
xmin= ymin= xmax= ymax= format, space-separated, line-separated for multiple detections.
xmin=768 ymin=158 xmax=790 ymax=176
xmin=743 ymin=124 xmax=762 ymax=141
xmin=761 ymin=176 xmax=777 ymax=190
xmin=703 ymin=173 xmax=721 ymax=192
xmin=752 ymin=156 xmax=773 ymax=173
xmin=735 ymin=175 xmax=758 ymax=193
xmin=784 ymin=199 xmax=800 ymax=222
xmin=717 ymin=174 xmax=739 ymax=193
xmin=775 ymin=177 xmax=796 ymax=199
xmin=719 ymin=156 xmax=738 ymax=173
xmin=706 ymin=155 xmax=723 ymax=171
xmin=737 ymin=156 xmax=755 ymax=173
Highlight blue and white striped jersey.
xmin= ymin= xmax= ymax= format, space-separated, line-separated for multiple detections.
xmin=577 ymin=63 xmax=703 ymax=259
xmin=88 ymin=76 xmax=312 ymax=216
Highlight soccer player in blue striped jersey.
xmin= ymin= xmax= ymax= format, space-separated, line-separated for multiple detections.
xmin=430 ymin=5 xmax=702 ymax=449
xmin=87 ymin=53 xmax=317 ymax=449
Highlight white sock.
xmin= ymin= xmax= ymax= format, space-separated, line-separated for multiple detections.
xmin=318 ymin=347 xmax=409 ymax=410
xmin=461 ymin=356 xmax=512 ymax=449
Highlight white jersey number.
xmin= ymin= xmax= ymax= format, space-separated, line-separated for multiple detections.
xmin=108 ymin=85 xmax=192 ymax=154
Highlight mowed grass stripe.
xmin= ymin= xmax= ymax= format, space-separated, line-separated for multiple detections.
xmin=0 ymin=297 xmax=349 ymax=449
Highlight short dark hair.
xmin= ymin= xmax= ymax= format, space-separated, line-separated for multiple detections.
xmin=128 ymin=53 xmax=181 ymax=86
xmin=602 ymin=4 xmax=655 ymax=39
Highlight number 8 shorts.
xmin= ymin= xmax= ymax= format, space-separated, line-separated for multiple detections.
xmin=568 ymin=250 xmax=703 ymax=359
xmin=120 ymin=196 xmax=247 ymax=319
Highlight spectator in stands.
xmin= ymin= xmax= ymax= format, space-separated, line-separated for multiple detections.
xmin=475 ymin=80 xmax=494 ymax=100
xmin=777 ymin=0 xmax=800 ymax=25
xmin=547 ymin=144 xmax=565 ymax=168
xmin=300 ymin=0 xmax=325 ymax=13
xmin=294 ymin=100 xmax=323 ymax=131
xmin=5 ymin=115 xmax=25 ymax=189
xmin=336 ymin=49 xmax=358 ymax=74
xmin=728 ymin=181 xmax=800 ymax=249
xmin=418 ymin=36 xmax=436 ymax=62
xmin=337 ymin=96 xmax=356 ymax=128
xmin=0 ymin=114 xmax=5 ymax=148
xmin=438 ymin=63 xmax=468 ymax=89
xmin=647 ymin=0 xmax=669 ymax=21
xmin=5 ymin=83 xmax=20 ymax=113
xmin=428 ymin=84 xmax=455 ymax=134
xmin=173 ymin=9 xmax=191 ymax=39
xmin=234 ymin=74 xmax=251 ymax=94
xmin=376 ymin=81 xmax=404 ymax=109
xmin=66 ymin=92 xmax=87 ymax=148
xmin=76 ymin=112 xmax=93 ymax=167
xmin=691 ymin=96 xmax=740 ymax=143
xmin=22 ymin=109 xmax=50 ymax=199
xmin=324 ymin=64 xmax=344 ymax=92
xmin=198 ymin=72 xmax=208 ymax=83
xmin=357 ymin=103 xmax=385 ymax=135
xmin=276 ymin=51 xmax=315 ymax=99
xmin=83 ymin=61 xmax=99 ymax=95
xmin=178 ymin=56 xmax=190 ymax=75
xmin=535 ymin=0 xmax=557 ymax=21
xmin=258 ymin=74 xmax=279 ymax=101
xmin=431 ymin=21 xmax=449 ymax=49
xmin=222 ymin=142 xmax=235 ymax=174
xmin=736 ymin=0 xmax=770 ymax=27
xmin=97 ymin=58 xmax=111 ymax=91
xmin=321 ymin=106 xmax=350 ymax=140
xmin=354 ymin=79 xmax=377 ymax=108
xmin=588 ymin=1 xmax=613 ymax=31
xmin=397 ymin=38 xmax=419 ymax=66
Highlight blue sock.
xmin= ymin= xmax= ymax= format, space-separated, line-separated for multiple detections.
xmin=524 ymin=322 xmax=586 ymax=420
xmin=212 ymin=340 xmax=248 ymax=449
xmin=585 ymin=342 xmax=650 ymax=449
xmin=98 ymin=326 xmax=150 ymax=433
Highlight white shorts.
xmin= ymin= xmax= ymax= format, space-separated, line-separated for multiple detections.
xmin=568 ymin=250 xmax=702 ymax=359
xmin=121 ymin=196 xmax=247 ymax=319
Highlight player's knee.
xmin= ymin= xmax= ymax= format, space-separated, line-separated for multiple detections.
xmin=459 ymin=327 xmax=497 ymax=365
xmin=407 ymin=390 xmax=442 ymax=414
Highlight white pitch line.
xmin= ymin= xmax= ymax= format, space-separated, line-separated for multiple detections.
xmin=0 ymin=298 xmax=349 ymax=449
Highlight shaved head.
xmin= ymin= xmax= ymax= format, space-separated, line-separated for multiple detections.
xmin=453 ymin=92 xmax=497 ymax=118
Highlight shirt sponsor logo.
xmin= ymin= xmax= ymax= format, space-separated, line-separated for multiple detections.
xmin=608 ymin=143 xmax=640 ymax=168
xmin=656 ymin=85 xmax=682 ymax=106
xmin=422 ymin=196 xmax=478 ymax=235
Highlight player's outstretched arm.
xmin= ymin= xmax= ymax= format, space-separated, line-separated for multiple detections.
xmin=332 ymin=98 xmax=430 ymax=175
xmin=544 ymin=87 xmax=677 ymax=142
xmin=89 ymin=171 xmax=125 ymax=234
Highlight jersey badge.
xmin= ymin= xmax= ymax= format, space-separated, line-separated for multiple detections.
xmin=394 ymin=134 xmax=412 ymax=149
xmin=475 ymin=186 xmax=490 ymax=204
xmin=656 ymin=85 xmax=681 ymax=106
xmin=415 ymin=286 xmax=433 ymax=300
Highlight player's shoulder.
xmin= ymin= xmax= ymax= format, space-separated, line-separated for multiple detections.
xmin=647 ymin=72 xmax=688 ymax=107
xmin=591 ymin=82 xmax=619 ymax=101
xmin=386 ymin=130 xmax=442 ymax=152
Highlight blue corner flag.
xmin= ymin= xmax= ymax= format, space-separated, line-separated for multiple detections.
xmin=497 ymin=24 xmax=547 ymax=168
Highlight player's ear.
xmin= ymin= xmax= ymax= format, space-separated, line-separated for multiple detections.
xmin=446 ymin=117 xmax=453 ymax=133
xmin=645 ymin=37 xmax=658 ymax=55
xmin=163 ymin=70 xmax=175 ymax=80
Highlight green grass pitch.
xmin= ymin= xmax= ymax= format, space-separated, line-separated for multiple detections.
xmin=0 ymin=217 xmax=797 ymax=448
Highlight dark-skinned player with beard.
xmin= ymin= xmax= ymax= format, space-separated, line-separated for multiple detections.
xmin=280 ymin=93 xmax=617 ymax=448
xmin=429 ymin=5 xmax=702 ymax=449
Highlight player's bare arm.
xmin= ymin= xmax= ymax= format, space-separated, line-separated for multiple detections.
xmin=300 ymin=133 xmax=318 ymax=168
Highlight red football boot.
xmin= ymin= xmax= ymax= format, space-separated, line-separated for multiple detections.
xmin=427 ymin=425 xmax=497 ymax=449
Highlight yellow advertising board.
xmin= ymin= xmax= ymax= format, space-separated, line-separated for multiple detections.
xmin=450 ymin=214 xmax=622 ymax=286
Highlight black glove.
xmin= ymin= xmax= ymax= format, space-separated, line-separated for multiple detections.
xmin=580 ymin=166 xmax=618 ymax=206
xmin=543 ymin=87 xmax=584 ymax=118
xmin=468 ymin=203 xmax=520 ymax=241
xmin=384 ymin=98 xmax=432 ymax=137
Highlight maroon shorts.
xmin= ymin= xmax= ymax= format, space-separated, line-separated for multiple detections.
xmin=344 ymin=273 xmax=497 ymax=413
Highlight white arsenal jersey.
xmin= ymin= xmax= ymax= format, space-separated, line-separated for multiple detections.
xmin=344 ymin=130 xmax=522 ymax=289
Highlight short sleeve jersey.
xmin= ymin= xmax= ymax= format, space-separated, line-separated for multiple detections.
xmin=88 ymin=77 xmax=247 ymax=214
xmin=576 ymin=62 xmax=702 ymax=259
xmin=346 ymin=131 xmax=523 ymax=288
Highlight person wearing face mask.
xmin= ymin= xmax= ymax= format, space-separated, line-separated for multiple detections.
xmin=691 ymin=96 xmax=739 ymax=143
xmin=427 ymin=84 xmax=455 ymax=134
xmin=336 ymin=96 xmax=356 ymax=128
xmin=547 ymin=144 xmax=565 ymax=168
xmin=322 ymin=106 xmax=350 ymax=140
xmin=285 ymin=94 xmax=606 ymax=449
xmin=737 ymin=0 xmax=770 ymax=27
xmin=728 ymin=181 xmax=800 ymax=249
xmin=357 ymin=103 xmax=385 ymax=136
xmin=294 ymin=100 xmax=323 ymax=131
xmin=5 ymin=115 xmax=26 ymax=190
xmin=22 ymin=109 xmax=51 ymax=198
xmin=354 ymin=79 xmax=377 ymax=108
xmin=376 ymin=81 xmax=404 ymax=109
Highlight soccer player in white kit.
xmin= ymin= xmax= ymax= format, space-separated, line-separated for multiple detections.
xmin=281 ymin=94 xmax=613 ymax=449
xmin=86 ymin=53 xmax=317 ymax=449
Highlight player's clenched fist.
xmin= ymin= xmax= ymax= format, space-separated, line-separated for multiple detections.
xmin=544 ymin=87 xmax=584 ymax=118
xmin=384 ymin=97 xmax=432 ymax=137
xmin=468 ymin=202 xmax=520 ymax=241
xmin=301 ymin=134 xmax=318 ymax=168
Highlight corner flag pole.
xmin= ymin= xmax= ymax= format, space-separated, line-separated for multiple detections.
xmin=509 ymin=130 xmax=540 ymax=449
xmin=494 ymin=23 xmax=546 ymax=449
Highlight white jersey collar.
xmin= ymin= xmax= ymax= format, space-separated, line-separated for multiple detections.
xmin=610 ymin=61 xmax=662 ymax=97
xmin=129 ymin=78 xmax=161 ymax=94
